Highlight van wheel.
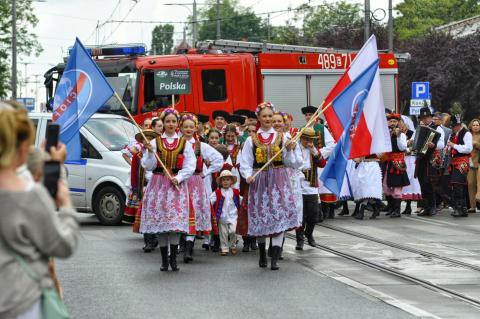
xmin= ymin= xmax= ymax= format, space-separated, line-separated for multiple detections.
xmin=93 ymin=186 xmax=125 ymax=226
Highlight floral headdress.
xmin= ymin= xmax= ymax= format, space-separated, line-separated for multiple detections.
xmin=160 ymin=108 xmax=180 ymax=121
xmin=179 ymin=113 xmax=198 ymax=127
xmin=256 ymin=101 xmax=276 ymax=115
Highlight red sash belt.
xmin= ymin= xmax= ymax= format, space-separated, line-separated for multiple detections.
xmin=450 ymin=156 xmax=470 ymax=174
xmin=384 ymin=152 xmax=405 ymax=162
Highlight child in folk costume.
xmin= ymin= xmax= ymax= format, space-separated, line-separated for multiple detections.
xmin=383 ymin=113 xmax=410 ymax=218
xmin=239 ymin=102 xmax=302 ymax=270
xmin=141 ymin=108 xmax=196 ymax=272
xmin=296 ymin=127 xmax=326 ymax=250
xmin=180 ymin=114 xmax=223 ymax=262
xmin=223 ymin=124 xmax=241 ymax=189
xmin=210 ymin=170 xmax=241 ymax=256
xmin=212 ymin=110 xmax=229 ymax=135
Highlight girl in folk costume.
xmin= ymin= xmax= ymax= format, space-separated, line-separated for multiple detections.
xmin=398 ymin=119 xmax=422 ymax=215
xmin=383 ymin=113 xmax=410 ymax=218
xmin=180 ymin=114 xmax=223 ymax=262
xmin=239 ymin=102 xmax=302 ymax=270
xmin=123 ymin=136 xmax=145 ymax=223
xmin=223 ymin=124 xmax=241 ymax=189
xmin=283 ymin=113 xmax=299 ymax=138
xmin=141 ymin=108 xmax=196 ymax=272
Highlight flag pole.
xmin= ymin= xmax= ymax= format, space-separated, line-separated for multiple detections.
xmin=171 ymin=94 xmax=175 ymax=109
xmin=113 ymin=92 xmax=180 ymax=191
xmin=251 ymin=100 xmax=333 ymax=180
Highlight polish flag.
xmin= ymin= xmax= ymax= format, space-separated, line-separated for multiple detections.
xmin=322 ymin=35 xmax=391 ymax=158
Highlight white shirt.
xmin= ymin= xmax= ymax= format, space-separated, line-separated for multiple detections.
xmin=435 ymin=126 xmax=445 ymax=150
xmin=396 ymin=132 xmax=407 ymax=151
xmin=453 ymin=130 xmax=473 ymax=154
xmin=320 ymin=128 xmax=335 ymax=159
xmin=298 ymin=144 xmax=320 ymax=195
xmin=239 ymin=127 xmax=302 ymax=179
xmin=141 ymin=132 xmax=195 ymax=183
xmin=186 ymin=137 xmax=223 ymax=177
xmin=210 ymin=188 xmax=239 ymax=224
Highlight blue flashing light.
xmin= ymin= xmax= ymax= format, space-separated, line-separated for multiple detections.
xmin=68 ymin=44 xmax=146 ymax=57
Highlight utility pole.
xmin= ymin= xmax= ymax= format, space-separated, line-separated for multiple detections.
xmin=364 ymin=0 xmax=370 ymax=42
xmin=388 ymin=0 xmax=393 ymax=52
xmin=11 ymin=0 xmax=17 ymax=99
xmin=267 ymin=13 xmax=271 ymax=41
xmin=216 ymin=0 xmax=221 ymax=39
xmin=192 ymin=0 xmax=197 ymax=46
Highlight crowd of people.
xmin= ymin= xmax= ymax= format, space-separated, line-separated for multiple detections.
xmin=121 ymin=101 xmax=479 ymax=273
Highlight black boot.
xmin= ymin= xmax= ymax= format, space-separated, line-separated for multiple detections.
xmin=351 ymin=202 xmax=360 ymax=217
xmin=270 ymin=246 xmax=281 ymax=270
xmin=212 ymin=235 xmax=220 ymax=252
xmin=160 ymin=246 xmax=169 ymax=272
xmin=328 ymin=203 xmax=335 ymax=219
xmin=184 ymin=240 xmax=194 ymax=263
xmin=355 ymin=204 xmax=365 ymax=220
xmin=381 ymin=196 xmax=391 ymax=212
xmin=317 ymin=203 xmax=325 ymax=223
xmin=402 ymin=200 xmax=412 ymax=215
xmin=258 ymin=242 xmax=267 ymax=268
xmin=390 ymin=199 xmax=401 ymax=218
xmin=169 ymin=245 xmax=179 ymax=271
xmin=242 ymin=236 xmax=251 ymax=252
xmin=143 ymin=234 xmax=157 ymax=253
xmin=338 ymin=201 xmax=349 ymax=216
xmin=370 ymin=201 xmax=380 ymax=219
xmin=179 ymin=234 xmax=186 ymax=253
xmin=295 ymin=229 xmax=305 ymax=250
xmin=305 ymin=223 xmax=316 ymax=246
xmin=279 ymin=237 xmax=285 ymax=261
xmin=250 ymin=237 xmax=258 ymax=250
xmin=267 ymin=240 xmax=272 ymax=257
xmin=385 ymin=196 xmax=394 ymax=216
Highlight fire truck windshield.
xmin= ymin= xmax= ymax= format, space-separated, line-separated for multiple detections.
xmin=103 ymin=72 xmax=137 ymax=114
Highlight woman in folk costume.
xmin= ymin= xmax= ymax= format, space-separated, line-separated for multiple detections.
xmin=283 ymin=112 xmax=299 ymax=138
xmin=223 ymin=124 xmax=241 ymax=189
xmin=382 ymin=113 xmax=410 ymax=218
xmin=141 ymin=108 xmax=196 ymax=272
xmin=180 ymin=113 xmax=223 ymax=262
xmin=398 ymin=118 xmax=422 ymax=215
xmin=239 ymin=102 xmax=302 ymax=270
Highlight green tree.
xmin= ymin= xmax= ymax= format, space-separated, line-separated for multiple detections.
xmin=151 ymin=24 xmax=174 ymax=55
xmin=270 ymin=22 xmax=302 ymax=45
xmin=395 ymin=0 xmax=480 ymax=40
xmin=197 ymin=0 xmax=267 ymax=41
xmin=0 ymin=0 xmax=42 ymax=98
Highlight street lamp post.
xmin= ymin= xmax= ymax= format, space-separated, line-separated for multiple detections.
xmin=11 ymin=0 xmax=17 ymax=99
xmin=164 ymin=1 xmax=198 ymax=46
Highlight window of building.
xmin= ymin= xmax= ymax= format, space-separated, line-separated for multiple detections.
xmin=202 ymin=69 xmax=227 ymax=102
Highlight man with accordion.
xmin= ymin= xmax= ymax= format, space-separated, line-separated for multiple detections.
xmin=447 ymin=114 xmax=473 ymax=217
xmin=413 ymin=107 xmax=445 ymax=216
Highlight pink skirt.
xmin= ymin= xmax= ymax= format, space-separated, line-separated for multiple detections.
xmin=247 ymin=167 xmax=300 ymax=237
xmin=140 ymin=174 xmax=189 ymax=234
xmin=187 ymin=175 xmax=212 ymax=232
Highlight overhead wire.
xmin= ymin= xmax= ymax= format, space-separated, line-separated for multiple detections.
xmin=102 ymin=0 xmax=142 ymax=44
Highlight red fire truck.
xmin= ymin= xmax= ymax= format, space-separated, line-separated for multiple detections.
xmin=44 ymin=40 xmax=399 ymax=127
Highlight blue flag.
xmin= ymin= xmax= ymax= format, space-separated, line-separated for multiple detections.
xmin=53 ymin=38 xmax=115 ymax=161
xmin=320 ymin=59 xmax=379 ymax=196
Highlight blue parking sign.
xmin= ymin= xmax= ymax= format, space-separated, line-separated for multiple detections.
xmin=411 ymin=82 xmax=430 ymax=100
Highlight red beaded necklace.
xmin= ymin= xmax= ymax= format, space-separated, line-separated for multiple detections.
xmin=162 ymin=137 xmax=179 ymax=150
xmin=257 ymin=132 xmax=274 ymax=144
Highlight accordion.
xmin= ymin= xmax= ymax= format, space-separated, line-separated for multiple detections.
xmin=413 ymin=125 xmax=441 ymax=156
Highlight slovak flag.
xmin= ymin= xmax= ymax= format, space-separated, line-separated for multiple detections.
xmin=320 ymin=59 xmax=379 ymax=196
xmin=322 ymin=35 xmax=391 ymax=158
xmin=53 ymin=38 xmax=115 ymax=160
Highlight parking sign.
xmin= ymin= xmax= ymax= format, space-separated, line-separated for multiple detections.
xmin=411 ymin=82 xmax=430 ymax=99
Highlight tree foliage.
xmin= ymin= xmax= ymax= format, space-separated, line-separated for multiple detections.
xmin=0 ymin=0 xmax=42 ymax=98
xmin=151 ymin=24 xmax=174 ymax=55
xmin=398 ymin=31 xmax=480 ymax=121
xmin=394 ymin=0 xmax=480 ymax=40
xmin=197 ymin=0 xmax=267 ymax=41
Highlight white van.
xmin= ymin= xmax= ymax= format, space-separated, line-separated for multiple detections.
xmin=29 ymin=112 xmax=139 ymax=225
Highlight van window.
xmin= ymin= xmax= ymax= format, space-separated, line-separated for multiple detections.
xmin=81 ymin=134 xmax=102 ymax=159
xmin=142 ymin=70 xmax=179 ymax=113
xmin=84 ymin=118 xmax=140 ymax=151
xmin=202 ymin=69 xmax=227 ymax=102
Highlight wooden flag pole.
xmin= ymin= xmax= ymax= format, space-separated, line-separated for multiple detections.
xmin=251 ymin=100 xmax=333 ymax=180
xmin=113 ymin=92 xmax=179 ymax=190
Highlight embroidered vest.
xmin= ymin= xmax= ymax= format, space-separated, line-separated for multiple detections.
xmin=153 ymin=136 xmax=187 ymax=174
xmin=211 ymin=188 xmax=241 ymax=234
xmin=452 ymin=127 xmax=469 ymax=158
xmin=252 ymin=132 xmax=284 ymax=169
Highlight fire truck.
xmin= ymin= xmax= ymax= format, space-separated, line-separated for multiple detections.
xmin=44 ymin=40 xmax=399 ymax=127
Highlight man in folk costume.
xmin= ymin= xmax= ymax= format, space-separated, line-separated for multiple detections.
xmin=196 ymin=114 xmax=210 ymax=143
xmin=301 ymin=105 xmax=336 ymax=219
xmin=382 ymin=113 xmax=410 ymax=218
xmin=295 ymin=127 xmax=326 ymax=250
xmin=415 ymin=107 xmax=445 ymax=216
xmin=212 ymin=110 xmax=229 ymax=134
xmin=448 ymin=114 xmax=473 ymax=217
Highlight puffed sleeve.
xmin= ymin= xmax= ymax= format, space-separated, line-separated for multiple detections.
xmin=176 ymin=142 xmax=196 ymax=183
xmin=396 ymin=133 xmax=407 ymax=151
xmin=239 ymin=137 xmax=254 ymax=179
xmin=282 ymin=135 xmax=302 ymax=169
xmin=141 ymin=138 xmax=158 ymax=171
xmin=436 ymin=127 xmax=445 ymax=150
xmin=320 ymin=128 xmax=335 ymax=159
xmin=454 ymin=131 xmax=473 ymax=154
xmin=201 ymin=142 xmax=223 ymax=177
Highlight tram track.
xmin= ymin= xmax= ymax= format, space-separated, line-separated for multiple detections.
xmin=284 ymin=231 xmax=480 ymax=309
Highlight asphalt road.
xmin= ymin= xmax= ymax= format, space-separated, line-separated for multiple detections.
xmin=56 ymin=214 xmax=415 ymax=319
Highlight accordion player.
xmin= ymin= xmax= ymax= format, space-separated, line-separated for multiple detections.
xmin=412 ymin=125 xmax=441 ymax=156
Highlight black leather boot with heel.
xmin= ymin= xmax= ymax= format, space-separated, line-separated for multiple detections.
xmin=169 ymin=244 xmax=179 ymax=271
xmin=270 ymin=246 xmax=281 ymax=270
xmin=258 ymin=242 xmax=267 ymax=268
xmin=160 ymin=246 xmax=169 ymax=272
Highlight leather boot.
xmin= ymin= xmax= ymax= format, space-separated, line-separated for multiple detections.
xmin=179 ymin=235 xmax=186 ymax=253
xmin=242 ymin=236 xmax=251 ymax=252
xmin=305 ymin=223 xmax=316 ymax=246
xmin=270 ymin=246 xmax=281 ymax=270
xmin=390 ymin=199 xmax=401 ymax=218
xmin=143 ymin=234 xmax=156 ymax=253
xmin=385 ymin=197 xmax=393 ymax=216
xmin=169 ymin=245 xmax=179 ymax=271
xmin=402 ymin=200 xmax=412 ymax=215
xmin=295 ymin=229 xmax=304 ymax=250
xmin=267 ymin=240 xmax=272 ymax=257
xmin=184 ymin=240 xmax=194 ymax=263
xmin=338 ymin=201 xmax=349 ymax=216
xmin=160 ymin=246 xmax=169 ymax=272
xmin=250 ymin=237 xmax=258 ymax=250
xmin=370 ymin=201 xmax=380 ymax=219
xmin=351 ymin=202 xmax=360 ymax=217
xmin=381 ymin=196 xmax=391 ymax=212
xmin=328 ymin=203 xmax=335 ymax=219
xmin=355 ymin=204 xmax=365 ymax=220
xmin=212 ymin=235 xmax=220 ymax=252
xmin=258 ymin=242 xmax=267 ymax=268
xmin=317 ymin=203 xmax=324 ymax=223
